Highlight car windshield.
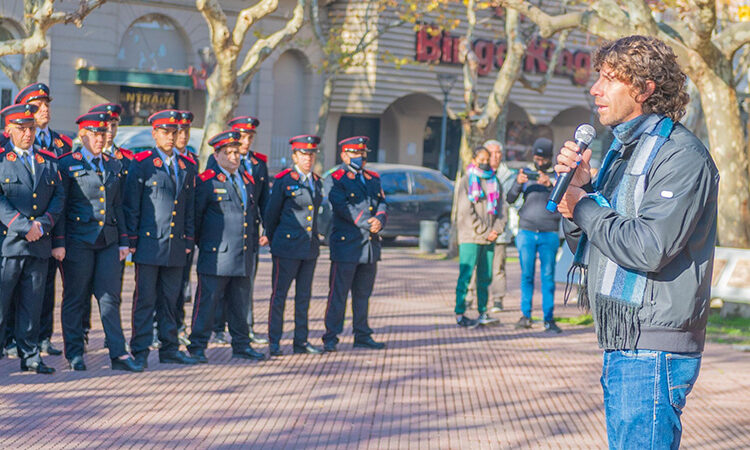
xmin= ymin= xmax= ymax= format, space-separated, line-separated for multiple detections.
xmin=381 ymin=172 xmax=409 ymax=195
xmin=412 ymin=172 xmax=451 ymax=195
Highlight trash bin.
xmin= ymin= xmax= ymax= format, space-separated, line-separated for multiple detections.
xmin=419 ymin=220 xmax=438 ymax=254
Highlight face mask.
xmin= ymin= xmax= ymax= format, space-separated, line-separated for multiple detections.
xmin=535 ymin=161 xmax=552 ymax=172
xmin=478 ymin=163 xmax=492 ymax=172
xmin=349 ymin=156 xmax=365 ymax=171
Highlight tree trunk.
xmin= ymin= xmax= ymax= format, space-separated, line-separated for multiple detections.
xmin=694 ymin=71 xmax=750 ymax=247
xmin=14 ymin=51 xmax=47 ymax=88
xmin=199 ymin=60 xmax=241 ymax=167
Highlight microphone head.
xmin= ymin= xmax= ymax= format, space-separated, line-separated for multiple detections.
xmin=574 ymin=124 xmax=596 ymax=145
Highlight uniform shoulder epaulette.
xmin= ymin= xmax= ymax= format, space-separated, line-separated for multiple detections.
xmin=134 ymin=150 xmax=153 ymax=162
xmin=275 ymin=168 xmax=292 ymax=179
xmin=178 ymin=152 xmax=196 ymax=166
xmin=198 ymin=169 xmax=216 ymax=182
xmin=331 ymin=168 xmax=345 ymax=180
xmin=365 ymin=169 xmax=379 ymax=178
xmin=253 ymin=152 xmax=268 ymax=163
xmin=243 ymin=169 xmax=255 ymax=184
xmin=59 ymin=134 xmax=73 ymax=148
xmin=119 ymin=148 xmax=134 ymax=159
xmin=36 ymin=148 xmax=57 ymax=159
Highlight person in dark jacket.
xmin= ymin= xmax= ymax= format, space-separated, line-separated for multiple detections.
xmin=264 ymin=135 xmax=323 ymax=357
xmin=506 ymin=137 xmax=562 ymax=333
xmin=186 ymin=130 xmax=265 ymax=363
xmin=321 ymin=136 xmax=387 ymax=352
xmin=54 ymin=112 xmax=141 ymax=372
xmin=123 ymin=109 xmax=197 ymax=368
xmin=555 ymin=36 xmax=719 ymax=449
xmin=0 ymin=103 xmax=64 ymax=374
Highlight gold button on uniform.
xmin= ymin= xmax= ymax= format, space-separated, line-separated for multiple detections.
xmin=286 ymin=234 xmax=291 ymax=238
xmin=99 ymin=186 xmax=105 ymax=191
xmin=153 ymin=181 xmax=157 ymax=186
xmin=243 ymin=245 xmax=247 ymax=250
xmin=306 ymin=226 xmax=312 ymax=232
xmin=100 ymin=209 xmax=105 ymax=215
xmin=369 ymin=206 xmax=373 ymax=211
xmin=169 ymin=234 xmax=174 ymax=239
xmin=306 ymin=216 xmax=312 ymax=221
xmin=30 ymin=216 xmax=35 ymax=220
xmin=32 ymin=193 xmax=37 ymax=198
xmin=243 ymin=234 xmax=247 ymax=239
xmin=170 ymin=222 xmax=175 ymax=227
xmin=308 ymin=205 xmax=313 ymax=210
xmin=174 ymin=200 xmax=178 ymax=205
xmin=99 ymin=197 xmax=105 ymax=202
xmin=98 ymin=221 xmax=104 ymax=226
xmin=243 ymin=222 xmax=248 ymax=227
xmin=341 ymin=236 xmax=345 ymax=240
xmin=4 ymin=178 xmax=8 ymax=182
xmin=32 ymin=205 xmax=37 ymax=210
xmin=76 ymin=217 xmax=80 ymax=221
xmin=146 ymin=232 xmax=150 ymax=236
xmin=172 ymin=211 xmax=177 ymax=216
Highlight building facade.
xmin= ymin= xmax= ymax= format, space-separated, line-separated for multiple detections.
xmin=1 ymin=0 xmax=606 ymax=176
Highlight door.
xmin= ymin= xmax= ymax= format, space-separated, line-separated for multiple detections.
xmin=379 ymin=171 xmax=411 ymax=235
xmin=411 ymin=170 xmax=453 ymax=224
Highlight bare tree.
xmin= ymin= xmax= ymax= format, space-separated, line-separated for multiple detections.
xmin=497 ymin=0 xmax=750 ymax=247
xmin=0 ymin=0 xmax=106 ymax=88
xmin=196 ymin=0 xmax=306 ymax=163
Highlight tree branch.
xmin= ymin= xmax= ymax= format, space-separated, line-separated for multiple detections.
xmin=716 ymin=21 xmax=750 ymax=59
xmin=196 ymin=0 xmax=232 ymax=53
xmin=309 ymin=0 xmax=326 ymax=48
xmin=519 ymin=29 xmax=570 ymax=93
xmin=238 ymin=0 xmax=306 ymax=90
xmin=232 ymin=0 xmax=280 ymax=48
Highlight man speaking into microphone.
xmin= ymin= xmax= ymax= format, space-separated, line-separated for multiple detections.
xmin=555 ymin=36 xmax=719 ymax=449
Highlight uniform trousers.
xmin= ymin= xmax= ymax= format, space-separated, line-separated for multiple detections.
xmin=189 ymin=274 xmax=252 ymax=353
xmin=130 ymin=263 xmax=183 ymax=357
xmin=176 ymin=251 xmax=194 ymax=329
xmin=83 ymin=260 xmax=125 ymax=334
xmin=39 ymin=257 xmax=58 ymax=341
xmin=322 ymin=261 xmax=376 ymax=345
xmin=214 ymin=251 xmax=259 ymax=333
xmin=61 ymin=239 xmax=127 ymax=360
xmin=0 ymin=256 xmax=48 ymax=364
xmin=268 ymin=256 xmax=316 ymax=346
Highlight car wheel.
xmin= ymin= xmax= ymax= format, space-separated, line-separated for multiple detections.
xmin=437 ymin=217 xmax=451 ymax=248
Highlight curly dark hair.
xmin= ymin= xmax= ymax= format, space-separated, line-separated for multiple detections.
xmin=593 ymin=36 xmax=689 ymax=122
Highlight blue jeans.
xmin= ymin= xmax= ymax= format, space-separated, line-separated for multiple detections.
xmin=602 ymin=350 xmax=702 ymax=449
xmin=515 ymin=229 xmax=558 ymax=322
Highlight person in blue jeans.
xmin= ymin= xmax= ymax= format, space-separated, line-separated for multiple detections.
xmin=506 ymin=137 xmax=562 ymax=333
xmin=557 ymin=36 xmax=718 ymax=449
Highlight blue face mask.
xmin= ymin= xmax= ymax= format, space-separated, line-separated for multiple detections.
xmin=349 ymin=156 xmax=365 ymax=171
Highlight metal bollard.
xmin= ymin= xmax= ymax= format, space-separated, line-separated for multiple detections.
xmin=419 ymin=220 xmax=438 ymax=254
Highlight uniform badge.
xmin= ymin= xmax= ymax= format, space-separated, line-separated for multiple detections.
xmin=69 ymin=165 xmax=84 ymax=171
xmin=242 ymin=175 xmax=249 ymax=184
xmin=35 ymin=154 xmax=44 ymax=164
xmin=102 ymin=154 xmax=110 ymax=162
xmin=347 ymin=172 xmax=356 ymax=180
xmin=290 ymin=171 xmax=299 ymax=181
xmin=54 ymin=138 xmax=63 ymax=148
xmin=364 ymin=172 xmax=372 ymax=180
xmin=73 ymin=152 xmax=83 ymax=160
xmin=178 ymin=159 xmax=186 ymax=170
xmin=217 ymin=173 xmax=226 ymax=182
xmin=153 ymin=158 xmax=163 ymax=168
xmin=251 ymin=157 xmax=258 ymax=165
xmin=114 ymin=150 xmax=123 ymax=159
xmin=7 ymin=152 xmax=16 ymax=162
xmin=213 ymin=188 xmax=227 ymax=194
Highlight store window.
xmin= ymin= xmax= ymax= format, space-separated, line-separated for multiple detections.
xmin=117 ymin=14 xmax=189 ymax=71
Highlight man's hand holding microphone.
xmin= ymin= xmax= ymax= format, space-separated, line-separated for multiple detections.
xmin=548 ymin=124 xmax=597 ymax=219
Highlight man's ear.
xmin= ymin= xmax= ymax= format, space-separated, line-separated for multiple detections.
xmin=637 ymin=80 xmax=656 ymax=104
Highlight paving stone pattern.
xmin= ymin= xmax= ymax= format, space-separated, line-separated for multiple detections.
xmin=1 ymin=247 xmax=748 ymax=448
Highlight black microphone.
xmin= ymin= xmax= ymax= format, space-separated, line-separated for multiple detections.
xmin=546 ymin=124 xmax=597 ymax=213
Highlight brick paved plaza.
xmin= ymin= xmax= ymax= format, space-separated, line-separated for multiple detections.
xmin=1 ymin=245 xmax=748 ymax=448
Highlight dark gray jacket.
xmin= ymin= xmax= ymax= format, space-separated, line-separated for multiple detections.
xmin=564 ymin=123 xmax=719 ymax=353
xmin=507 ymin=168 xmax=561 ymax=233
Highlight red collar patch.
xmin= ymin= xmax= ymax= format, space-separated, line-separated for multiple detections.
xmin=114 ymin=150 xmax=123 ymax=159
xmin=347 ymin=172 xmax=356 ymax=179
xmin=178 ymin=159 xmax=186 ymax=170
xmin=54 ymin=138 xmax=63 ymax=148
xmin=217 ymin=173 xmax=226 ymax=182
xmin=363 ymin=172 xmax=372 ymax=180
xmin=7 ymin=152 xmax=17 ymax=161
xmin=35 ymin=154 xmax=44 ymax=164
xmin=73 ymin=152 xmax=83 ymax=160
xmin=290 ymin=171 xmax=299 ymax=181
xmin=153 ymin=158 xmax=163 ymax=168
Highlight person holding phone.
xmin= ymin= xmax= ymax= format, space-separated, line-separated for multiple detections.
xmin=506 ymin=137 xmax=562 ymax=333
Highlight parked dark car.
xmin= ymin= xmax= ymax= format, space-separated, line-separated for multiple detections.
xmin=319 ymin=163 xmax=454 ymax=247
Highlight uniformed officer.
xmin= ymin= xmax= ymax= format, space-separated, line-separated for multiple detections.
xmin=264 ymin=135 xmax=324 ymax=356
xmin=173 ymin=110 xmax=197 ymax=346
xmin=15 ymin=83 xmax=71 ymax=357
xmin=123 ymin=109 xmax=198 ymax=367
xmin=187 ymin=130 xmax=265 ymax=363
xmin=54 ymin=112 xmax=142 ymax=372
xmin=0 ymin=103 xmax=64 ymax=373
xmin=212 ymin=116 xmax=270 ymax=345
xmin=84 ymin=102 xmax=134 ymax=347
xmin=322 ymin=136 xmax=387 ymax=353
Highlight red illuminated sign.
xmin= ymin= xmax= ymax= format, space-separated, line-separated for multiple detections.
xmin=415 ymin=26 xmax=592 ymax=86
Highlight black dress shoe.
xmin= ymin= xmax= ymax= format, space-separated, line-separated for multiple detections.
xmin=133 ymin=352 xmax=149 ymax=369
xmin=323 ymin=342 xmax=337 ymax=353
xmin=111 ymin=356 xmax=144 ymax=372
xmin=21 ymin=359 xmax=55 ymax=374
xmin=232 ymin=346 xmax=266 ymax=361
xmin=268 ymin=343 xmax=282 ymax=356
xmin=293 ymin=342 xmax=323 ymax=354
xmin=248 ymin=330 xmax=268 ymax=345
xmin=5 ymin=344 xmax=18 ymax=358
xmin=68 ymin=356 xmax=86 ymax=371
xmin=159 ymin=351 xmax=198 ymax=365
xmin=40 ymin=338 xmax=62 ymax=356
xmin=353 ymin=337 xmax=386 ymax=350
xmin=189 ymin=349 xmax=209 ymax=364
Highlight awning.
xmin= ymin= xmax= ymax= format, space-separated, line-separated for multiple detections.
xmin=75 ymin=67 xmax=194 ymax=90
